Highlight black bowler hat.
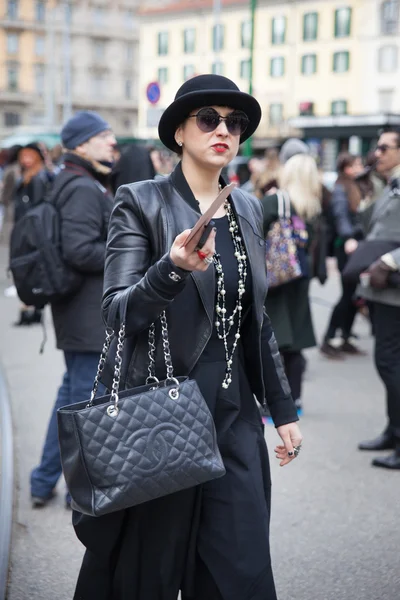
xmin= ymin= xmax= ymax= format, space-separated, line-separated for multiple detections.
xmin=158 ymin=74 xmax=262 ymax=152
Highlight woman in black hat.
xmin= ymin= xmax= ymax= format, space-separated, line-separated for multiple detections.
xmin=73 ymin=75 xmax=302 ymax=600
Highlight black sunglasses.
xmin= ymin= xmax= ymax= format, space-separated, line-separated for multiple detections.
xmin=187 ymin=107 xmax=249 ymax=136
xmin=375 ymin=144 xmax=399 ymax=154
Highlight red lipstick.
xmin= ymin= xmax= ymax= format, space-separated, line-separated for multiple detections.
xmin=212 ymin=143 xmax=229 ymax=153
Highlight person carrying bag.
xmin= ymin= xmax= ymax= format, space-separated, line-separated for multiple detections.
xmin=67 ymin=74 xmax=302 ymax=600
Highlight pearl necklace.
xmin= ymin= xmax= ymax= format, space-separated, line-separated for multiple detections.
xmin=213 ymin=200 xmax=248 ymax=389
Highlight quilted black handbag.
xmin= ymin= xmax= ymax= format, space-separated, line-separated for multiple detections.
xmin=57 ymin=295 xmax=225 ymax=517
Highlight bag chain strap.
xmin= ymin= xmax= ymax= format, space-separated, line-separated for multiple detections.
xmin=87 ymin=328 xmax=113 ymax=407
xmin=87 ymin=310 xmax=179 ymax=416
xmin=110 ymin=322 xmax=126 ymax=407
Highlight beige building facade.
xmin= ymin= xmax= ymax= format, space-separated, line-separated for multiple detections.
xmin=138 ymin=0 xmax=400 ymax=162
xmin=0 ymin=0 xmax=140 ymax=141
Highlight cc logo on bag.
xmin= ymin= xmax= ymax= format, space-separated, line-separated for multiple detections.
xmin=127 ymin=422 xmax=184 ymax=475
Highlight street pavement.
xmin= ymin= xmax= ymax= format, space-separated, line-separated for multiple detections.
xmin=0 ymin=240 xmax=399 ymax=600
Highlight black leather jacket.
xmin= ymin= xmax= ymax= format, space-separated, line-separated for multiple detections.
xmin=102 ymin=165 xmax=297 ymax=428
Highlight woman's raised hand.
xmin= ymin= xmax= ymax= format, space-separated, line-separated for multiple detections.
xmin=170 ymin=227 xmax=216 ymax=272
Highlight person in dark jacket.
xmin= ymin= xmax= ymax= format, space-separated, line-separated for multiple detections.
xmin=110 ymin=143 xmax=156 ymax=193
xmin=30 ymin=111 xmax=116 ymax=508
xmin=261 ymin=153 xmax=321 ymax=415
xmin=72 ymin=75 xmax=302 ymax=600
xmin=12 ymin=143 xmax=54 ymax=325
xmin=320 ymin=153 xmax=364 ymax=358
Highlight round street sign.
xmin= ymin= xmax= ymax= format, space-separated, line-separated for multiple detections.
xmin=146 ymin=81 xmax=161 ymax=105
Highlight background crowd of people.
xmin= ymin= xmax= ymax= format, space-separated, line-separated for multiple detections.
xmin=0 ymin=115 xmax=399 ymax=475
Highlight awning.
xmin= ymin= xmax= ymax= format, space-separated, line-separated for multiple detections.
xmin=288 ymin=113 xmax=400 ymax=138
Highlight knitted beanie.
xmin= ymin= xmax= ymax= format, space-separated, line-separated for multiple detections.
xmin=61 ymin=111 xmax=110 ymax=149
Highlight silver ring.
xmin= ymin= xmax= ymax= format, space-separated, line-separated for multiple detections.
xmin=293 ymin=445 xmax=302 ymax=457
xmin=203 ymin=256 xmax=214 ymax=265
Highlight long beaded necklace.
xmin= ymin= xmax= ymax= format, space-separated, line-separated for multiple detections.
xmin=213 ymin=200 xmax=248 ymax=389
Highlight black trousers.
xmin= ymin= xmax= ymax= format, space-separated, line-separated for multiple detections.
xmin=373 ymin=302 xmax=400 ymax=441
xmin=324 ymin=275 xmax=358 ymax=342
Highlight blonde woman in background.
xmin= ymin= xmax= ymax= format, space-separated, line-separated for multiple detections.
xmin=260 ymin=154 xmax=321 ymax=415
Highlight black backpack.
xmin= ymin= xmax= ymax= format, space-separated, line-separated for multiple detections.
xmin=9 ymin=176 xmax=84 ymax=309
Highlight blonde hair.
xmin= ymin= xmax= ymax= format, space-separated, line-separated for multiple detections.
xmin=280 ymin=154 xmax=321 ymax=221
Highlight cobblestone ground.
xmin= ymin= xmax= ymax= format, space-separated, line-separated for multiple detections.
xmin=1 ymin=243 xmax=399 ymax=600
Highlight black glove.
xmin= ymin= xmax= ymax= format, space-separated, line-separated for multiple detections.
xmin=369 ymin=259 xmax=392 ymax=289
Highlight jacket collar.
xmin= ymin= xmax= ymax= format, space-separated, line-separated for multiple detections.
xmin=62 ymin=152 xmax=110 ymax=188
xmin=167 ymin=163 xmax=266 ymax=325
xmin=170 ymin=161 xmax=228 ymax=214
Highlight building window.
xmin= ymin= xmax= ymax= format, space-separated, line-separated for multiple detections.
xmin=7 ymin=63 xmax=19 ymax=91
xmin=272 ymin=16 xmax=286 ymax=45
xmin=7 ymin=0 xmax=18 ymax=19
xmin=378 ymin=89 xmax=394 ymax=111
xmin=123 ymin=118 xmax=132 ymax=130
xmin=65 ymin=3 xmax=73 ymax=24
xmin=270 ymin=56 xmax=285 ymax=77
xmin=381 ymin=1 xmax=399 ymax=34
xmin=35 ymin=0 xmax=45 ymax=22
xmin=212 ymin=61 xmax=224 ymax=75
xmin=124 ymin=10 xmax=135 ymax=29
xmin=212 ymin=24 xmax=224 ymax=51
xmin=158 ymin=67 xmax=168 ymax=84
xmin=125 ymin=80 xmax=132 ymax=100
xmin=378 ymin=45 xmax=398 ymax=71
xmin=301 ymin=54 xmax=317 ymax=75
xmin=93 ymin=7 xmax=106 ymax=26
xmin=303 ymin=12 xmax=318 ymax=41
xmin=35 ymin=35 xmax=45 ymax=56
xmin=183 ymin=64 xmax=195 ymax=80
xmin=333 ymin=51 xmax=350 ymax=72
xmin=6 ymin=33 xmax=18 ymax=54
xmin=126 ymin=43 xmax=134 ymax=62
xmin=240 ymin=59 xmax=251 ymax=80
xmin=30 ymin=110 xmax=45 ymax=125
xmin=91 ymin=74 xmax=105 ymax=97
xmin=331 ymin=100 xmax=348 ymax=115
xmin=241 ymin=20 xmax=252 ymax=49
xmin=299 ymin=102 xmax=314 ymax=116
xmin=335 ymin=7 xmax=352 ymax=38
xmin=34 ymin=63 xmax=45 ymax=95
xmin=183 ymin=28 xmax=196 ymax=53
xmin=269 ymin=103 xmax=283 ymax=126
xmin=158 ymin=31 xmax=169 ymax=55
xmin=93 ymin=40 xmax=106 ymax=61
xmin=4 ymin=111 xmax=21 ymax=127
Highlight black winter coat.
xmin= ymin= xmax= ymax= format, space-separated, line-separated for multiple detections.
xmin=50 ymin=154 xmax=113 ymax=353
xmin=110 ymin=144 xmax=155 ymax=194
xmin=101 ymin=164 xmax=297 ymax=427
xmin=13 ymin=169 xmax=53 ymax=223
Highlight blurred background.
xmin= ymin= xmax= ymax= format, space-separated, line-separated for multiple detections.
xmin=0 ymin=0 xmax=399 ymax=170
xmin=1 ymin=3 xmax=400 ymax=600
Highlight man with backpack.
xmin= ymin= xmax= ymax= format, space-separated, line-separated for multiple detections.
xmin=10 ymin=143 xmax=54 ymax=326
xmin=29 ymin=111 xmax=116 ymax=507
